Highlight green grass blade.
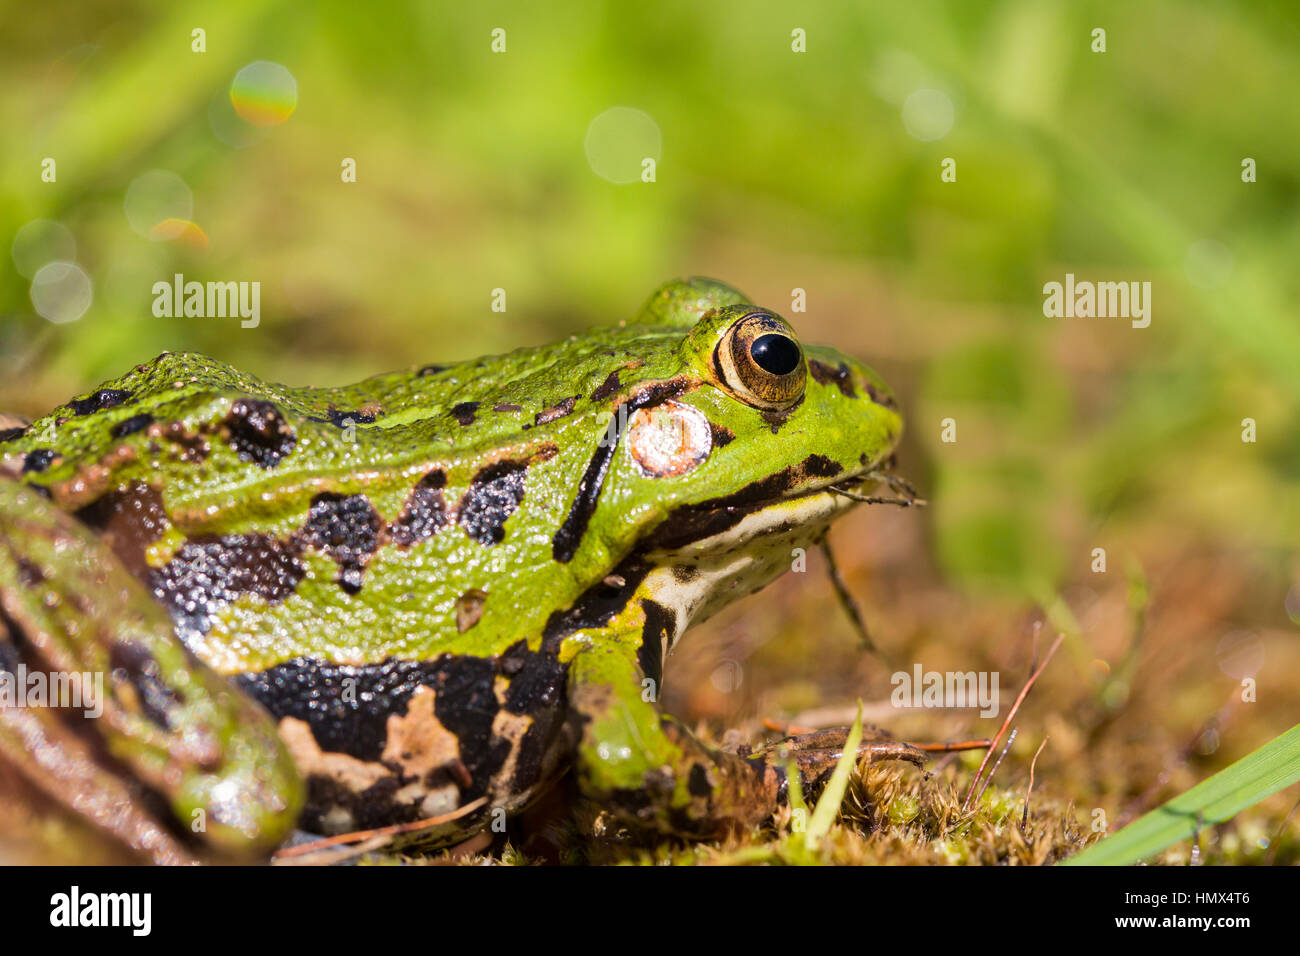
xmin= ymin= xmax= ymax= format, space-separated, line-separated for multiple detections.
xmin=1062 ymin=722 xmax=1300 ymax=865
xmin=806 ymin=703 xmax=864 ymax=845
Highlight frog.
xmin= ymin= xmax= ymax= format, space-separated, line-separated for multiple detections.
xmin=0 ymin=277 xmax=921 ymax=864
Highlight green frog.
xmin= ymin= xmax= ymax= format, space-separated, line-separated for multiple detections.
xmin=0 ymin=278 xmax=919 ymax=863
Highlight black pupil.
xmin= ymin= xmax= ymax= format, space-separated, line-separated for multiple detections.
xmin=750 ymin=334 xmax=801 ymax=376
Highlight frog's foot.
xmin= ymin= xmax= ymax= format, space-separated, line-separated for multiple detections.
xmin=567 ymin=646 xmax=924 ymax=841
xmin=0 ymin=480 xmax=303 ymax=863
xmin=758 ymin=727 xmax=925 ymax=796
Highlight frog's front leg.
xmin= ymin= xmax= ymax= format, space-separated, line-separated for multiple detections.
xmin=566 ymin=643 xmax=778 ymax=836
xmin=565 ymin=634 xmax=924 ymax=839
xmin=0 ymin=480 xmax=303 ymax=862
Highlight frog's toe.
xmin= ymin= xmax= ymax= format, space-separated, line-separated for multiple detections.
xmin=767 ymin=728 xmax=926 ymax=791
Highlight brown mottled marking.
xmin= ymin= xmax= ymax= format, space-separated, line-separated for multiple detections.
xmin=74 ymin=481 xmax=171 ymax=579
xmin=589 ymin=370 xmax=621 ymax=403
xmin=535 ymin=396 xmax=577 ymax=425
xmin=808 ymin=359 xmax=856 ymax=398
xmin=223 ymin=398 xmax=297 ymax=468
xmin=864 ymin=382 xmax=898 ymax=409
xmin=450 ymin=401 xmax=480 ymax=426
xmin=456 ymin=589 xmax=488 ymax=632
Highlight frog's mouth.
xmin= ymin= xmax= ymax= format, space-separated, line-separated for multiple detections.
xmin=628 ymin=461 xmax=921 ymax=655
xmin=640 ymin=458 xmax=922 ymax=557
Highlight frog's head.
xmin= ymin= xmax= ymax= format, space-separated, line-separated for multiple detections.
xmin=568 ymin=278 xmax=907 ymax=634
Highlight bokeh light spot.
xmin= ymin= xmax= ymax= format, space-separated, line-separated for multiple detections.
xmin=584 ymin=107 xmax=661 ymax=184
xmin=230 ymin=61 xmax=298 ymax=127
xmin=901 ymin=88 xmax=955 ymax=141
xmin=209 ymin=87 xmax=271 ymax=148
xmin=1185 ymin=239 xmax=1233 ymax=289
xmin=125 ymin=170 xmax=194 ymax=241
xmin=1216 ymin=630 xmax=1264 ymax=680
xmin=12 ymin=219 xmax=76 ymax=279
xmin=1285 ymin=583 xmax=1300 ymax=625
xmin=30 ymin=261 xmax=93 ymax=324
xmin=149 ymin=218 xmax=209 ymax=250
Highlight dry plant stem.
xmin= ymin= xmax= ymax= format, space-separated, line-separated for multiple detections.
xmin=973 ymin=727 xmax=1018 ymax=807
xmin=962 ymin=632 xmax=1065 ymax=813
xmin=818 ymin=537 xmax=892 ymax=666
xmin=273 ymin=795 xmax=490 ymax=860
xmin=827 ymin=487 xmax=925 ymax=507
xmin=1022 ymin=736 xmax=1050 ymax=830
xmin=912 ymin=738 xmax=991 ymax=753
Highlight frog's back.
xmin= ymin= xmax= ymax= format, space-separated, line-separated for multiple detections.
xmin=0 ymin=332 xmax=685 ymax=676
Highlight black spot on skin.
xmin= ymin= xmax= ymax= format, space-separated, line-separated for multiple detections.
xmin=709 ymin=422 xmax=735 ymax=447
xmin=69 ymin=388 xmax=133 ymax=416
xmin=638 ymin=600 xmax=674 ymax=687
xmin=110 ymin=413 xmax=154 ymax=439
xmin=864 ymin=382 xmax=898 ymax=409
xmin=224 ymin=399 xmax=298 ymax=469
xmin=804 ymin=454 xmax=842 ymax=479
xmin=151 ymin=534 xmax=305 ymax=634
xmin=493 ymin=402 xmax=522 ymax=413
xmin=391 ymin=469 xmax=448 ymax=546
xmin=671 ymin=564 xmax=699 ymax=583
xmin=540 ymin=556 xmax=653 ymax=655
xmin=458 ymin=460 xmax=528 ymax=545
xmin=417 ymin=364 xmax=448 ymax=376
xmin=0 ymin=426 xmax=27 ymax=443
xmin=236 ymin=657 xmax=452 ymax=762
xmin=589 ymin=371 xmax=621 ymax=403
xmin=431 ymin=655 xmax=514 ymax=799
xmin=535 ymin=396 xmax=577 ymax=426
xmin=22 ymin=449 xmax=57 ymax=473
xmin=109 ymin=642 xmax=181 ymax=729
xmin=496 ymin=642 xmax=569 ymax=795
xmin=808 ymin=359 xmax=856 ymax=398
xmin=450 ymin=401 xmax=480 ymax=426
xmin=300 ymin=492 xmax=382 ymax=594
xmin=15 ymin=556 xmax=45 ymax=587
xmin=328 ymin=408 xmax=376 ymax=427
xmin=551 ymin=377 xmax=690 ymax=563
xmin=688 ymin=762 xmax=712 ymax=798
xmin=499 ymin=640 xmax=567 ymax=716
xmin=302 ymin=775 xmax=421 ymax=833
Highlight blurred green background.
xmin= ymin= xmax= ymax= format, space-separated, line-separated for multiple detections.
xmin=2 ymin=0 xmax=1298 ymax=660
xmin=4 ymin=0 xmax=1297 ymax=598
xmin=3 ymin=1 xmax=1299 ymax=857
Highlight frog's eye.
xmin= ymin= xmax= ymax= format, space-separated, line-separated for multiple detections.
xmin=715 ymin=311 xmax=806 ymax=409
